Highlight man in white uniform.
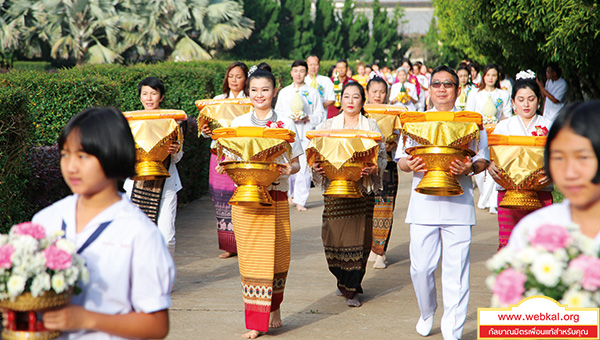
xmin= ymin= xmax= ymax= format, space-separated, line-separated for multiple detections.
xmin=276 ymin=60 xmax=325 ymax=211
xmin=305 ymin=55 xmax=335 ymax=112
xmin=396 ymin=65 xmax=490 ymax=340
xmin=537 ymin=62 xmax=568 ymax=122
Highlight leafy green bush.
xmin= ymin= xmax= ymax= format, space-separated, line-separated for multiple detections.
xmin=0 ymin=59 xmax=338 ymax=222
xmin=0 ymin=88 xmax=34 ymax=231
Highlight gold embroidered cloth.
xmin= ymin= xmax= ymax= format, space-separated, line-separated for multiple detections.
xmin=364 ymin=104 xmax=405 ymax=141
xmin=197 ymin=103 xmax=252 ymax=135
xmin=128 ymin=119 xmax=183 ymax=152
xmin=489 ymin=145 xmax=545 ymax=188
xmin=401 ymin=121 xmax=480 ymax=148
xmin=488 ymin=134 xmax=547 ymax=147
xmin=123 ymin=109 xmax=187 ymax=121
xmin=213 ymin=127 xmax=295 ymax=162
xmin=488 ymin=135 xmax=548 ymax=189
xmin=306 ymin=136 xmax=379 ymax=170
xmin=400 ymin=111 xmax=483 ymax=129
xmin=195 ymin=98 xmax=252 ymax=110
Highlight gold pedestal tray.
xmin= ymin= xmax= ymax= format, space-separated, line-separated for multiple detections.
xmin=406 ymin=146 xmax=476 ymax=196
xmin=321 ymin=161 xmax=364 ymax=198
xmin=2 ymin=330 xmax=61 ymax=340
xmin=133 ymin=129 xmax=178 ymax=181
xmin=0 ymin=290 xmax=72 ymax=340
xmin=223 ymin=161 xmax=280 ymax=207
xmin=499 ymin=190 xmax=542 ymax=210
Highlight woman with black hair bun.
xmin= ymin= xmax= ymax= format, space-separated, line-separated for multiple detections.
xmin=201 ymin=62 xmax=249 ymax=259
xmin=488 ymin=70 xmax=553 ymax=250
xmin=312 ymin=82 xmax=386 ymax=307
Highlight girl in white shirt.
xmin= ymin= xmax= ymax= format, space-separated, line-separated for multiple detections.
xmin=33 ymin=107 xmax=175 ymax=339
xmin=466 ymin=64 xmax=511 ymax=214
xmin=508 ymin=101 xmax=600 ymax=249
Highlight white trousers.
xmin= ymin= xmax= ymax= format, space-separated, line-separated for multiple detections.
xmin=125 ymin=188 xmax=177 ymax=256
xmin=288 ymin=153 xmax=311 ymax=207
xmin=474 ymin=171 xmax=498 ymax=212
xmin=158 ymin=190 xmax=177 ymax=256
xmin=410 ymin=224 xmax=471 ymax=340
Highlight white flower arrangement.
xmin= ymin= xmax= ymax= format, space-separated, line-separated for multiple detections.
xmin=0 ymin=222 xmax=88 ymax=300
xmin=487 ymin=223 xmax=600 ymax=308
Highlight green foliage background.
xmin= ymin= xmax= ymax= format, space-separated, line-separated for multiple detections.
xmin=0 ymin=59 xmax=342 ymax=230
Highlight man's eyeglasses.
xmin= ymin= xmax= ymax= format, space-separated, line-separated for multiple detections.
xmin=430 ymin=81 xmax=456 ymax=89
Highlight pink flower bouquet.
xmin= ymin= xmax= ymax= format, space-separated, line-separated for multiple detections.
xmin=487 ymin=223 xmax=600 ymax=307
xmin=0 ymin=222 xmax=88 ymax=300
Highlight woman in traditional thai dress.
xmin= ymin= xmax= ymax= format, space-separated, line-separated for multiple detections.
xmin=488 ymin=71 xmax=553 ymax=249
xmin=507 ymin=101 xmax=600 ymax=249
xmin=216 ymin=69 xmax=302 ymax=339
xmin=201 ymin=61 xmax=249 ymax=258
xmin=312 ymin=82 xmax=387 ymax=307
xmin=466 ymin=63 xmax=512 ymax=214
xmin=365 ymin=77 xmax=397 ymax=269
xmin=455 ymin=65 xmax=474 ymax=111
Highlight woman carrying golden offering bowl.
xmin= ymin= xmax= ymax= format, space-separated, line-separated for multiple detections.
xmin=311 ymin=82 xmax=387 ymax=308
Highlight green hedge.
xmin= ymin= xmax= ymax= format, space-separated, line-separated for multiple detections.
xmin=0 ymin=59 xmax=338 ymax=226
xmin=0 ymin=88 xmax=34 ymax=231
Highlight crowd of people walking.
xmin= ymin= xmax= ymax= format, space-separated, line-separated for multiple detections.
xmin=19 ymin=52 xmax=600 ymax=340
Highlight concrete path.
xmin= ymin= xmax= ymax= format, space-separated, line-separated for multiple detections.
xmin=168 ymin=171 xmax=498 ymax=340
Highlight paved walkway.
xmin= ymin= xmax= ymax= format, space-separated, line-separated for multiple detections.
xmin=168 ymin=171 xmax=498 ymax=340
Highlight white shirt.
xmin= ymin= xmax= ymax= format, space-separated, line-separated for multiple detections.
xmin=305 ymin=74 xmax=335 ymax=103
xmin=543 ymin=78 xmax=568 ymax=121
xmin=507 ymin=200 xmax=600 ymax=250
xmin=395 ymin=108 xmax=490 ymax=225
xmin=230 ymin=111 xmax=304 ymax=192
xmin=389 ymin=81 xmax=418 ymax=111
xmin=274 ymin=83 xmax=325 ymax=146
xmin=33 ymin=194 xmax=175 ymax=340
xmin=493 ymin=114 xmax=552 ymax=136
xmin=465 ymin=88 xmax=512 ymax=121
xmin=213 ymin=91 xmax=247 ymax=100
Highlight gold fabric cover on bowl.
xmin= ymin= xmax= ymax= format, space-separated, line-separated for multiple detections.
xmin=305 ymin=130 xmax=380 ymax=198
xmin=363 ymin=104 xmax=405 ymax=142
xmin=127 ymin=118 xmax=183 ymax=181
xmin=221 ymin=161 xmax=280 ymax=206
xmin=214 ymin=127 xmax=295 ymax=207
xmin=196 ymin=102 xmax=252 ymax=136
xmin=400 ymin=111 xmax=483 ymax=129
xmin=123 ymin=109 xmax=187 ymax=121
xmin=195 ymin=98 xmax=252 ymax=111
xmin=488 ymin=135 xmax=548 ymax=210
xmin=406 ymin=146 xmax=476 ymax=196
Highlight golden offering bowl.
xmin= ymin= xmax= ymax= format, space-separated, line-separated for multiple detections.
xmin=134 ymin=129 xmax=179 ymax=181
xmin=406 ymin=146 xmax=476 ymax=196
xmin=320 ymin=160 xmax=364 ymax=198
xmin=222 ymin=161 xmax=280 ymax=207
xmin=0 ymin=290 xmax=72 ymax=340
xmin=493 ymin=171 xmax=546 ymax=210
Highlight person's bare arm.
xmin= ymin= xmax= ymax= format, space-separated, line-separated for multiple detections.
xmin=43 ymin=306 xmax=169 ymax=339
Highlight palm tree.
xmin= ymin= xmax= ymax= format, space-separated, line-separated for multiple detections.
xmin=121 ymin=0 xmax=253 ymax=61
xmin=45 ymin=0 xmax=123 ymax=65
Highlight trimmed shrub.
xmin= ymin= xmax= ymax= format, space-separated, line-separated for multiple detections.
xmin=0 ymin=60 xmax=338 ymax=222
xmin=0 ymin=88 xmax=33 ymax=231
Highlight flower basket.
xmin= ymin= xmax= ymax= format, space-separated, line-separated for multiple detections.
xmin=0 ymin=222 xmax=88 ymax=340
xmin=0 ymin=289 xmax=72 ymax=311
